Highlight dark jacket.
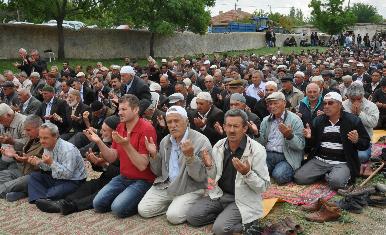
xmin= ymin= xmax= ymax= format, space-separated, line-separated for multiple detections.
xmin=309 ymin=112 xmax=370 ymax=182
xmin=35 ymin=97 xmax=71 ymax=134
xmin=30 ymin=79 xmax=46 ymax=101
xmin=31 ymin=59 xmax=47 ymax=76
xmin=190 ymin=105 xmax=224 ymax=145
xmin=121 ymin=76 xmax=151 ymax=101
xmin=82 ymin=86 xmax=95 ymax=106
xmin=255 ymin=98 xmax=270 ymax=120
xmin=298 ymin=96 xmax=323 ymax=127
xmin=352 ymin=73 xmax=371 ymax=85
xmin=70 ymin=102 xmax=90 ymax=132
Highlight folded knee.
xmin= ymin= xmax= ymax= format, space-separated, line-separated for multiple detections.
xmin=166 ymin=209 xmax=185 ymax=225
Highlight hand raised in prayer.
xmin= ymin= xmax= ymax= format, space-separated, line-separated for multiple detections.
xmin=214 ymin=121 xmax=224 ymax=135
xmin=112 ymin=131 xmax=130 ymax=145
xmin=181 ymin=139 xmax=194 ymax=159
xmin=83 ymin=128 xmax=101 ymax=143
xmin=14 ymin=153 xmax=29 ymax=162
xmin=0 ymin=146 xmax=16 ymax=157
xmin=193 ymin=117 xmax=206 ymax=128
xmin=278 ymin=123 xmax=293 ymax=139
xmin=316 ymin=110 xmax=324 ymax=116
xmin=247 ymin=121 xmax=259 ymax=136
xmin=144 ymin=136 xmax=157 ymax=159
xmin=42 ymin=154 xmax=53 ymax=165
xmin=232 ymin=158 xmax=250 ymax=175
xmin=82 ymin=111 xmax=90 ymax=120
xmin=27 ymin=156 xmax=42 ymax=166
xmin=157 ymin=115 xmax=166 ymax=128
xmin=303 ymin=123 xmax=312 ymax=139
xmin=347 ymin=130 xmax=359 ymax=144
xmin=258 ymin=90 xmax=265 ymax=98
xmin=351 ymin=102 xmax=361 ymax=115
xmin=200 ymin=148 xmax=213 ymax=167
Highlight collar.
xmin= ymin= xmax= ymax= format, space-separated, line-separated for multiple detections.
xmin=198 ymin=106 xmax=212 ymax=119
xmin=23 ymin=96 xmax=32 ymax=105
xmin=46 ymin=97 xmax=54 ymax=105
xmin=268 ymin=110 xmax=287 ymax=122
xmin=224 ymin=135 xmax=247 ymax=152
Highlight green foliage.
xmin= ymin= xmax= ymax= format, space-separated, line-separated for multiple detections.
xmin=105 ymin=0 xmax=214 ymax=35
xmin=350 ymin=3 xmax=383 ymax=24
xmin=309 ymin=0 xmax=356 ymax=35
xmin=253 ymin=7 xmax=306 ymax=31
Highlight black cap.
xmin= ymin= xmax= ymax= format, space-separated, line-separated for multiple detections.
xmin=281 ymin=75 xmax=293 ymax=83
xmin=90 ymin=101 xmax=104 ymax=112
xmin=103 ymin=115 xmax=120 ymax=130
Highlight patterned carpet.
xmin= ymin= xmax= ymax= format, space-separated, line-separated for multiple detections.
xmin=0 ymin=198 xmax=212 ymax=235
xmin=0 ymin=162 xmax=212 ymax=235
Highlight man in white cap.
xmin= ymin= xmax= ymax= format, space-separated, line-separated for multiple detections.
xmin=191 ymin=92 xmax=224 ymax=145
xmin=352 ymin=63 xmax=370 ymax=84
xmin=138 ymin=105 xmax=212 ymax=225
xmin=295 ymin=92 xmax=370 ymax=190
xmin=258 ymin=92 xmax=305 ymax=185
xmin=120 ymin=65 xmax=151 ymax=101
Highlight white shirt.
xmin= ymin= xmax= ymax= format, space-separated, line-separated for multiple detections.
xmin=246 ymin=82 xmax=266 ymax=101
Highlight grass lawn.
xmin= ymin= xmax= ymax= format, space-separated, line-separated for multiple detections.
xmin=0 ymin=46 xmax=326 ymax=74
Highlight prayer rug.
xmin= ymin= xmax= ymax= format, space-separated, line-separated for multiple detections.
xmin=262 ymin=182 xmax=336 ymax=206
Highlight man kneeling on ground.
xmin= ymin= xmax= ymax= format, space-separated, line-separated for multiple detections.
xmin=294 ymin=92 xmax=370 ymax=190
xmin=186 ymin=109 xmax=270 ymax=235
xmin=138 ymin=105 xmax=212 ymax=224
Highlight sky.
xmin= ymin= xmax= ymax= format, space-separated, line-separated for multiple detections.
xmin=209 ymin=0 xmax=386 ymax=19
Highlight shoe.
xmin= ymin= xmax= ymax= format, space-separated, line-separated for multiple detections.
xmin=375 ymin=183 xmax=386 ymax=193
xmin=5 ymin=192 xmax=27 ymax=202
xmin=60 ymin=200 xmax=78 ymax=215
xmin=301 ymin=198 xmax=326 ymax=212
xmin=283 ymin=217 xmax=304 ymax=234
xmin=243 ymin=219 xmax=262 ymax=235
xmin=337 ymin=186 xmax=376 ymax=197
xmin=35 ymin=199 xmax=62 ymax=213
xmin=305 ymin=204 xmax=341 ymax=222
xmin=335 ymin=195 xmax=365 ymax=214
xmin=366 ymin=194 xmax=386 ymax=208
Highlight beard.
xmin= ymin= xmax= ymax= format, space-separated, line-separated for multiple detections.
xmin=68 ymin=100 xmax=78 ymax=107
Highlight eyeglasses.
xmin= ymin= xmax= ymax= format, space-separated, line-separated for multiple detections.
xmin=323 ymin=101 xmax=335 ymax=106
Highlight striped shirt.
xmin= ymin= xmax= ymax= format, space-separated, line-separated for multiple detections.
xmin=318 ymin=120 xmax=346 ymax=164
xmin=39 ymin=138 xmax=87 ymax=180
xmin=266 ymin=113 xmax=285 ymax=153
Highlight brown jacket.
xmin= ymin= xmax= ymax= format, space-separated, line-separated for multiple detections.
xmin=21 ymin=138 xmax=43 ymax=175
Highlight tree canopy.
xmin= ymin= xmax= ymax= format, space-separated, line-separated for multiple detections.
xmin=309 ymin=0 xmax=356 ymax=35
xmin=350 ymin=3 xmax=383 ymax=24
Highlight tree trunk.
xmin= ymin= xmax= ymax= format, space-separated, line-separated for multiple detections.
xmin=149 ymin=32 xmax=155 ymax=57
xmin=57 ymin=19 xmax=65 ymax=59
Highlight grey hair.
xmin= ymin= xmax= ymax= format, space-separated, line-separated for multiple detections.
xmin=40 ymin=123 xmax=59 ymax=137
xmin=224 ymin=109 xmax=248 ymax=126
xmin=18 ymin=88 xmax=31 ymax=96
xmin=253 ymin=70 xmax=264 ymax=80
xmin=306 ymin=83 xmax=320 ymax=93
xmin=24 ymin=114 xmax=43 ymax=127
xmin=30 ymin=49 xmax=39 ymax=55
xmin=68 ymin=89 xmax=81 ymax=98
xmin=265 ymin=81 xmax=278 ymax=88
xmin=347 ymin=82 xmax=365 ymax=98
xmin=19 ymin=48 xmax=27 ymax=54
xmin=342 ymin=75 xmax=353 ymax=81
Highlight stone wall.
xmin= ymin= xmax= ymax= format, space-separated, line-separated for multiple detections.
xmin=0 ymin=23 xmax=325 ymax=60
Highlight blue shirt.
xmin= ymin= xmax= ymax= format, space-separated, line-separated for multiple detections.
xmin=266 ymin=112 xmax=285 ymax=153
xmin=39 ymin=138 xmax=87 ymax=180
xmin=168 ymin=129 xmax=189 ymax=182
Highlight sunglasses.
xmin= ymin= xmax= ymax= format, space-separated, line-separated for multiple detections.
xmin=323 ymin=101 xmax=335 ymax=106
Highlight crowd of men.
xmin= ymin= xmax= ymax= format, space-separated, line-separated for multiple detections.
xmin=0 ymin=43 xmax=385 ymax=234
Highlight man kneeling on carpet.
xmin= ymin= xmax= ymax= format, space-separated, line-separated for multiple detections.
xmin=34 ymin=115 xmax=120 ymax=215
xmin=186 ymin=109 xmax=270 ymax=235
xmin=0 ymin=114 xmax=43 ymax=201
xmin=86 ymin=94 xmax=156 ymax=218
xmin=28 ymin=122 xmax=87 ymax=203
xmin=294 ymin=92 xmax=370 ymax=190
xmin=138 ymin=105 xmax=212 ymax=224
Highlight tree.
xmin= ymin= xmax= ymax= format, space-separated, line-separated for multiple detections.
xmin=7 ymin=0 xmax=102 ymax=59
xmin=350 ymin=3 xmax=383 ymax=24
xmin=309 ymin=0 xmax=356 ymax=35
xmin=110 ymin=0 xmax=215 ymax=57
